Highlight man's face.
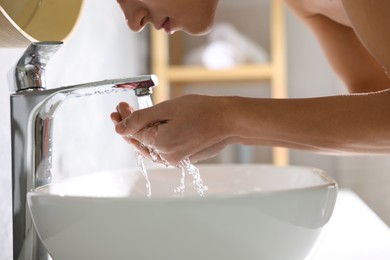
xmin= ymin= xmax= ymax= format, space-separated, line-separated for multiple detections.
xmin=116 ymin=0 xmax=219 ymax=35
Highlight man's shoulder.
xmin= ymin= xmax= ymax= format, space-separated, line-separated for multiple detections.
xmin=284 ymin=0 xmax=313 ymax=18
xmin=284 ymin=0 xmax=351 ymax=27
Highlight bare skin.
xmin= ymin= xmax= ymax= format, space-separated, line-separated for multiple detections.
xmin=111 ymin=0 xmax=390 ymax=164
xmin=116 ymin=0 xmax=218 ymax=35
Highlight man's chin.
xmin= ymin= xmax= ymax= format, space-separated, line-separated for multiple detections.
xmin=186 ymin=26 xmax=214 ymax=36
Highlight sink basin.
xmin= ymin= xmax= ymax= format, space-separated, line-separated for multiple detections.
xmin=27 ymin=164 xmax=337 ymax=260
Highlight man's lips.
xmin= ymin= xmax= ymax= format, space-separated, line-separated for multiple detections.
xmin=157 ymin=17 xmax=171 ymax=34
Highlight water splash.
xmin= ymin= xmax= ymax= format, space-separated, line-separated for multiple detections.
xmin=174 ymin=167 xmax=186 ymax=197
xmin=134 ymin=94 xmax=208 ymax=198
xmin=136 ymin=153 xmax=152 ymax=198
xmin=178 ymin=158 xmax=208 ymax=197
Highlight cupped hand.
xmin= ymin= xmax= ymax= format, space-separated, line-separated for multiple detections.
xmin=113 ymin=95 xmax=236 ymax=164
xmin=110 ymin=102 xmax=156 ymax=161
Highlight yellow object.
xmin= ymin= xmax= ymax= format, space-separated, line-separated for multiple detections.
xmin=0 ymin=0 xmax=83 ymax=47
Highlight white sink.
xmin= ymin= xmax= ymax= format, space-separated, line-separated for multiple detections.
xmin=27 ymin=164 xmax=337 ymax=260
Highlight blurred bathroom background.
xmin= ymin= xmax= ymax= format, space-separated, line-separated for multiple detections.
xmin=0 ymin=0 xmax=389 ymax=259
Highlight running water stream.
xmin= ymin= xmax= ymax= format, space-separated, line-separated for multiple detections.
xmin=135 ymin=95 xmax=208 ymax=197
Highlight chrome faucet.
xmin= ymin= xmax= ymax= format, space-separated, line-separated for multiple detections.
xmin=10 ymin=41 xmax=158 ymax=260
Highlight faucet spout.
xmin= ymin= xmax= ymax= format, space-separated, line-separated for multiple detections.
xmin=115 ymin=74 xmax=158 ymax=96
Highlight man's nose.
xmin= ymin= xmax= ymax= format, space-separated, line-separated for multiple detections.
xmin=116 ymin=1 xmax=147 ymax=32
xmin=127 ymin=16 xmax=145 ymax=32
xmin=127 ymin=8 xmax=148 ymax=32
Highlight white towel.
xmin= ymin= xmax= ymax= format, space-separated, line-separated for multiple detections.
xmin=185 ymin=23 xmax=268 ymax=69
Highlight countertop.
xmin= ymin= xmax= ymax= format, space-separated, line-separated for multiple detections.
xmin=312 ymin=189 xmax=390 ymax=260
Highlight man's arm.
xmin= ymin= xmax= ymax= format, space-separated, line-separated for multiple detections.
xmin=233 ymin=1 xmax=390 ymax=154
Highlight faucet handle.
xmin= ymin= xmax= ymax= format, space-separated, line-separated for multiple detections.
xmin=12 ymin=41 xmax=63 ymax=92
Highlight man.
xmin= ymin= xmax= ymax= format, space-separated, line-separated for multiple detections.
xmin=111 ymin=0 xmax=390 ymax=165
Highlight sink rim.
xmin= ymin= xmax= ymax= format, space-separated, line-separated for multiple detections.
xmin=27 ymin=164 xmax=338 ymax=201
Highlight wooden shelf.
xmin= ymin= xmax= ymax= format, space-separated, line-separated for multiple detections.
xmin=149 ymin=0 xmax=288 ymax=166
xmin=167 ymin=64 xmax=274 ymax=83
